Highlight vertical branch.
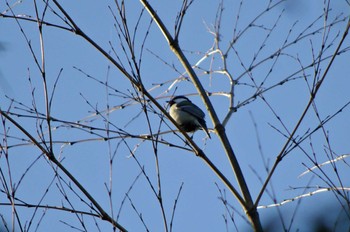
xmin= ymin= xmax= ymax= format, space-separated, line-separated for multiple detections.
xmin=169 ymin=182 xmax=184 ymax=232
xmin=174 ymin=0 xmax=194 ymax=40
xmin=103 ymin=65 xmax=117 ymax=230
xmin=33 ymin=0 xmax=54 ymax=154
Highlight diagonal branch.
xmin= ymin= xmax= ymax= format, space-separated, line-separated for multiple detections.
xmin=139 ymin=1 xmax=262 ymax=231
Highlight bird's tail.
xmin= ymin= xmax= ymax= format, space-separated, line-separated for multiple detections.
xmin=200 ymin=122 xmax=211 ymax=139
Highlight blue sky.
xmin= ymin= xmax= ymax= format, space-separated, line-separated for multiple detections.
xmin=1 ymin=0 xmax=350 ymax=231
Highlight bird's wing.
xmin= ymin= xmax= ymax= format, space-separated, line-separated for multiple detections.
xmin=177 ymin=102 xmax=205 ymax=119
xmin=177 ymin=102 xmax=211 ymax=138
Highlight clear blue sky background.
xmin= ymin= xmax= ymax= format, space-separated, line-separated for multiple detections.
xmin=1 ymin=0 xmax=350 ymax=231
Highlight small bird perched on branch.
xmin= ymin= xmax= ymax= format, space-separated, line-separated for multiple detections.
xmin=168 ymin=95 xmax=211 ymax=138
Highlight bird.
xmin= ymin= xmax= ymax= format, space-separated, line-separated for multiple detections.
xmin=168 ymin=95 xmax=211 ymax=138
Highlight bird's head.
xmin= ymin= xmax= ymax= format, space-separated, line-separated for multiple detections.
xmin=168 ymin=95 xmax=191 ymax=106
